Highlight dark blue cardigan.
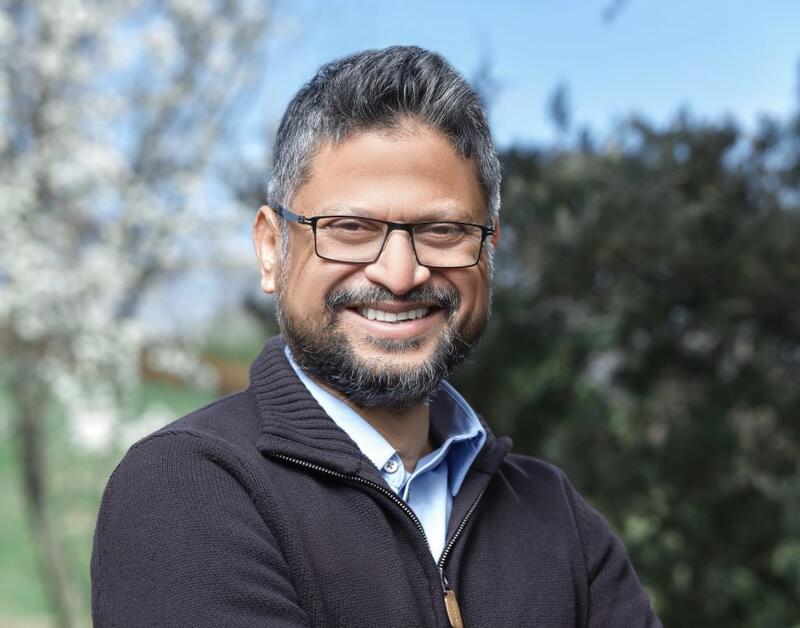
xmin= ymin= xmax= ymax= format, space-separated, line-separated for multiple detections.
xmin=91 ymin=336 xmax=661 ymax=627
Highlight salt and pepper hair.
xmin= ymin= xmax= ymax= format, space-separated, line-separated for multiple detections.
xmin=267 ymin=45 xmax=502 ymax=221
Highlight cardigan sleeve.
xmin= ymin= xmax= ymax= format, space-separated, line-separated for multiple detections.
xmin=570 ymin=485 xmax=663 ymax=628
xmin=91 ymin=431 xmax=310 ymax=627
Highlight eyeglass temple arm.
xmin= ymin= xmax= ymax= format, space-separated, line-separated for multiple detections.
xmin=273 ymin=204 xmax=313 ymax=225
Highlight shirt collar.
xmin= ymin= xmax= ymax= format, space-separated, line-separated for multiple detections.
xmin=428 ymin=381 xmax=487 ymax=495
xmin=284 ymin=347 xmax=396 ymax=471
xmin=284 ymin=346 xmax=486 ymax=494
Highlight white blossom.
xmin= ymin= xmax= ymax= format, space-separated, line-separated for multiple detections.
xmin=1 ymin=0 xmax=274 ymax=451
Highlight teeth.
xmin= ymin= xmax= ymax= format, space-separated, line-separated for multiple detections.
xmin=358 ymin=306 xmax=430 ymax=322
xmin=410 ymin=308 xmax=429 ymax=320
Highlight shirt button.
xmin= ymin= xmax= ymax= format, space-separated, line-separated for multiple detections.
xmin=383 ymin=459 xmax=400 ymax=473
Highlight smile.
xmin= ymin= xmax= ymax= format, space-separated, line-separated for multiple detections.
xmin=357 ymin=306 xmax=431 ymax=323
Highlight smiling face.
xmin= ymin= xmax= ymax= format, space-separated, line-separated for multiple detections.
xmin=254 ymin=120 xmax=497 ymax=408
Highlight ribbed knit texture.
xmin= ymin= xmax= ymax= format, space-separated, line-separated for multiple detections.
xmin=91 ymin=336 xmax=662 ymax=627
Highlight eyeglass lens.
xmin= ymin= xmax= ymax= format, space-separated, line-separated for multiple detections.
xmin=314 ymin=216 xmax=484 ymax=267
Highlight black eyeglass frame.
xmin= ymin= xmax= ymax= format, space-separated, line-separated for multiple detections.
xmin=273 ymin=204 xmax=496 ymax=269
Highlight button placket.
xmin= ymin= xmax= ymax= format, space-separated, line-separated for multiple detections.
xmin=383 ymin=458 xmax=400 ymax=474
xmin=382 ymin=456 xmax=407 ymax=492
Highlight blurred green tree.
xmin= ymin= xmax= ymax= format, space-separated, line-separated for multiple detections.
xmin=454 ymin=107 xmax=800 ymax=626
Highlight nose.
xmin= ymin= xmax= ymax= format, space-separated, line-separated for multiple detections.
xmin=363 ymin=230 xmax=431 ymax=295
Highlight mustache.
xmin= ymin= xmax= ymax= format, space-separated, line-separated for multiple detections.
xmin=326 ymin=285 xmax=461 ymax=316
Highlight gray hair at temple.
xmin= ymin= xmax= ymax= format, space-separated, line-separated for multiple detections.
xmin=266 ymin=46 xmax=502 ymax=221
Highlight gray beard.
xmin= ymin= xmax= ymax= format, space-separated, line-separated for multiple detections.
xmin=276 ymin=285 xmax=485 ymax=410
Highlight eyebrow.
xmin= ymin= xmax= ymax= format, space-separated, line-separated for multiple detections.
xmin=314 ymin=205 xmax=365 ymax=216
xmin=313 ymin=204 xmax=478 ymax=222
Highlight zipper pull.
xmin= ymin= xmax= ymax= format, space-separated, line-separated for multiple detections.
xmin=439 ymin=567 xmax=464 ymax=628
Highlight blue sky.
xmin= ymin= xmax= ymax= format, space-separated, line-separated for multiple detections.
xmin=253 ymin=0 xmax=800 ymax=147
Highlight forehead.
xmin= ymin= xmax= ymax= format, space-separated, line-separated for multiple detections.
xmin=292 ymin=121 xmax=485 ymax=223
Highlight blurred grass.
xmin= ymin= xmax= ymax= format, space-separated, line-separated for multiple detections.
xmin=0 ymin=379 xmax=218 ymax=626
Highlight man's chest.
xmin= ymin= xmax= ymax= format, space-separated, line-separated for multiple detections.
xmin=261 ymin=463 xmax=586 ymax=628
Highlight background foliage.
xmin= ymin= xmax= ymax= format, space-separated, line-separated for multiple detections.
xmin=453 ymin=107 xmax=800 ymax=627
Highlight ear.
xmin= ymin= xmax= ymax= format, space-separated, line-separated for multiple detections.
xmin=252 ymin=205 xmax=281 ymax=294
xmin=490 ymin=215 xmax=500 ymax=247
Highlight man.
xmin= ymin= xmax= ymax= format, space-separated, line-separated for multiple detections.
xmin=92 ymin=46 xmax=661 ymax=627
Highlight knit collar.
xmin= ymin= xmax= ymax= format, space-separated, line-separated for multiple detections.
xmin=249 ymin=336 xmax=511 ymax=483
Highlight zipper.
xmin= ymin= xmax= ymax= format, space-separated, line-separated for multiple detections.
xmin=437 ymin=485 xmax=487 ymax=568
xmin=269 ymin=452 xmax=487 ymax=627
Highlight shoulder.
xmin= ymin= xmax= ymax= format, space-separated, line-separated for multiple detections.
xmin=122 ymin=387 xmax=264 ymax=465
xmin=491 ymin=456 xmax=661 ymax=624
xmin=100 ymin=390 xmax=268 ymax=514
xmin=93 ymin=390 xmax=281 ymax=570
xmin=494 ymin=451 xmax=611 ymax=539
xmin=498 ymin=451 xmax=575 ymax=495
xmin=496 ymin=451 xmax=637 ymax=575
xmin=153 ymin=388 xmax=263 ymax=448
xmin=91 ymin=394 xmax=310 ymax=626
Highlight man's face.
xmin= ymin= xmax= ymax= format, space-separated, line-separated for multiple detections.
xmin=254 ymin=121 xmax=497 ymax=408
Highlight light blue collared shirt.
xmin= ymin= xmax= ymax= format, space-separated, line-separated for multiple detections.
xmin=285 ymin=347 xmax=486 ymax=560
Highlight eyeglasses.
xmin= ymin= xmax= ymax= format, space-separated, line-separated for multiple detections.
xmin=273 ymin=205 xmax=495 ymax=269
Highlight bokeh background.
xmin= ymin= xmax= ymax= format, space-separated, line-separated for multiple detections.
xmin=2 ymin=1 xmax=799 ymax=626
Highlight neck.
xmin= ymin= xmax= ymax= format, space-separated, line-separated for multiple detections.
xmin=314 ymin=377 xmax=433 ymax=472
xmin=354 ymin=403 xmax=433 ymax=473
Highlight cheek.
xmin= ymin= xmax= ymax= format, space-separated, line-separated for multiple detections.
xmin=447 ymin=270 xmax=489 ymax=317
xmin=283 ymin=272 xmax=323 ymax=312
xmin=280 ymin=235 xmax=322 ymax=295
xmin=282 ymin=258 xmax=361 ymax=313
xmin=465 ymin=284 xmax=491 ymax=325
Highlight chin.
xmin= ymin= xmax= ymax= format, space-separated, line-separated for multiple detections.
xmin=356 ymin=334 xmax=435 ymax=354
